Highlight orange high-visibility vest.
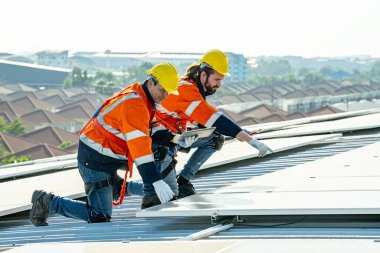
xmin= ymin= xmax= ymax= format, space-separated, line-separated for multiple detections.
xmin=154 ymin=80 xmax=221 ymax=133
xmin=79 ymin=83 xmax=156 ymax=205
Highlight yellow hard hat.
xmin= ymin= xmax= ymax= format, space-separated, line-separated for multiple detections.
xmin=199 ymin=49 xmax=230 ymax=76
xmin=147 ymin=62 xmax=179 ymax=94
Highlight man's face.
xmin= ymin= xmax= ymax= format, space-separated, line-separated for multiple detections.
xmin=150 ymin=81 xmax=169 ymax=104
xmin=203 ymin=71 xmax=224 ymax=95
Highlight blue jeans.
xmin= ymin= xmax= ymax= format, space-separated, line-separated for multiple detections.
xmin=129 ymin=134 xmax=218 ymax=196
xmin=49 ymin=162 xmax=113 ymax=222
xmin=179 ymin=133 xmax=217 ymax=181
xmin=143 ymin=151 xmax=179 ymax=196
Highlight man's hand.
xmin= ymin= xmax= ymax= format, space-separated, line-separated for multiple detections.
xmin=152 ymin=180 xmax=175 ymax=204
xmin=243 ymin=128 xmax=262 ymax=135
xmin=172 ymin=134 xmax=199 ymax=148
xmin=249 ymin=139 xmax=273 ymax=157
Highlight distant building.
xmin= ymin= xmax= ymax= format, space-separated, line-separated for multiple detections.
xmin=73 ymin=51 xmax=147 ymax=71
xmin=0 ymin=53 xmax=13 ymax=59
xmin=0 ymin=59 xmax=70 ymax=86
xmin=74 ymin=50 xmax=251 ymax=83
xmin=2 ymin=55 xmax=34 ymax=64
xmin=225 ymin=52 xmax=249 ymax=83
xmin=37 ymin=50 xmax=70 ymax=68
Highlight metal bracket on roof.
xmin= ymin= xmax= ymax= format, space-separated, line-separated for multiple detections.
xmin=235 ymin=215 xmax=244 ymax=223
xmin=210 ymin=214 xmax=239 ymax=225
xmin=211 ymin=213 xmax=218 ymax=224
xmin=210 ymin=212 xmax=232 ymax=224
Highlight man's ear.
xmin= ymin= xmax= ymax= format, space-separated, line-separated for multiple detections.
xmin=147 ymin=79 xmax=154 ymax=88
xmin=200 ymin=71 xmax=207 ymax=83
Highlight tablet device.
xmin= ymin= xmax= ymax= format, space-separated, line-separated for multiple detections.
xmin=179 ymin=127 xmax=216 ymax=141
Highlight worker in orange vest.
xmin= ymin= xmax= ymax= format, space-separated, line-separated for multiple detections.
xmin=126 ymin=50 xmax=273 ymax=207
xmin=29 ymin=62 xmax=189 ymax=225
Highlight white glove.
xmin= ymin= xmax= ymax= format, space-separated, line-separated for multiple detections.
xmin=152 ymin=180 xmax=175 ymax=204
xmin=172 ymin=134 xmax=199 ymax=148
xmin=249 ymin=139 xmax=273 ymax=157
xmin=243 ymin=128 xmax=262 ymax=135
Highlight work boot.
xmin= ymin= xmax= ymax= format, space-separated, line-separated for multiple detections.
xmin=30 ymin=190 xmax=53 ymax=226
xmin=177 ymin=176 xmax=196 ymax=199
xmin=141 ymin=194 xmax=161 ymax=209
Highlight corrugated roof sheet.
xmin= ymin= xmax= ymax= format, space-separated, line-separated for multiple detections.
xmin=1 ymin=130 xmax=380 ymax=250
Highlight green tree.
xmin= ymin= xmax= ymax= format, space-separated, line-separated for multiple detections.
xmin=302 ymin=72 xmax=325 ymax=87
xmin=0 ymin=146 xmax=30 ymax=165
xmin=0 ymin=117 xmax=26 ymax=136
xmin=319 ymin=66 xmax=334 ymax=78
xmin=94 ymin=70 xmax=116 ymax=82
xmin=92 ymin=70 xmax=120 ymax=95
xmin=64 ymin=67 xmax=91 ymax=88
xmin=297 ymin=67 xmax=310 ymax=78
xmin=58 ymin=141 xmax=72 ymax=149
xmin=6 ymin=117 xmax=26 ymax=136
xmin=369 ymin=61 xmax=380 ymax=81
xmin=250 ymin=75 xmax=278 ymax=86
xmin=351 ymin=69 xmax=366 ymax=83
xmin=253 ymin=59 xmax=292 ymax=78
xmin=123 ymin=62 xmax=154 ymax=84
xmin=0 ymin=152 xmax=30 ymax=165
xmin=95 ymin=80 xmax=118 ymax=96
xmin=287 ymin=74 xmax=299 ymax=83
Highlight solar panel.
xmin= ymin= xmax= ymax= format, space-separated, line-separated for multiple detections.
xmin=0 ymin=159 xmax=77 ymax=180
xmin=0 ymin=134 xmax=339 ymax=217
xmin=197 ymin=134 xmax=341 ymax=170
xmin=256 ymin=112 xmax=380 ymax=139
xmin=245 ymin=108 xmax=379 ymax=134
xmin=137 ymin=141 xmax=380 ymax=218
xmin=4 ymin=111 xmax=379 ymax=218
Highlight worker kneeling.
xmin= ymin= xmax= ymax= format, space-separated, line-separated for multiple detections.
xmin=29 ymin=62 xmax=180 ymax=226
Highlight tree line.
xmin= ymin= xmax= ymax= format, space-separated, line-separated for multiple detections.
xmin=249 ymin=59 xmax=380 ymax=88
xmin=63 ymin=62 xmax=154 ymax=96
xmin=64 ymin=60 xmax=380 ymax=95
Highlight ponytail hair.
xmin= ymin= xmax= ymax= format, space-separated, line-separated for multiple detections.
xmin=182 ymin=62 xmax=215 ymax=81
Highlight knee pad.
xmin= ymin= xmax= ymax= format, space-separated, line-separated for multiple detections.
xmin=87 ymin=207 xmax=111 ymax=223
xmin=212 ymin=134 xmax=225 ymax=151
xmin=161 ymin=158 xmax=178 ymax=178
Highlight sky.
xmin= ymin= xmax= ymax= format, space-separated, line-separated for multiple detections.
xmin=1 ymin=0 xmax=379 ymax=58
